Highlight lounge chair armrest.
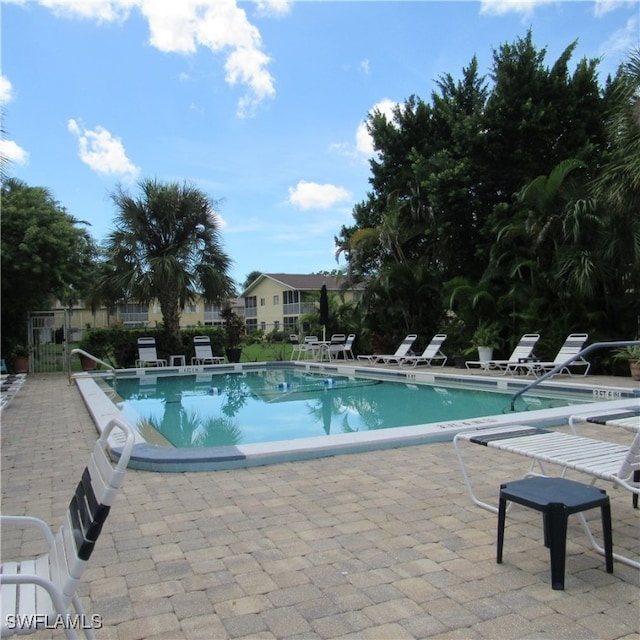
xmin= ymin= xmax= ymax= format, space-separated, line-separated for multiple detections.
xmin=0 ymin=515 xmax=57 ymax=549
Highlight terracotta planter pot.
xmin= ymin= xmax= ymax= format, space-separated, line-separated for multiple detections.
xmin=630 ymin=361 xmax=640 ymax=381
xmin=11 ymin=356 xmax=29 ymax=374
xmin=80 ymin=354 xmax=97 ymax=371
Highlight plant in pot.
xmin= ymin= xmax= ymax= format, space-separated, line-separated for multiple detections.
xmin=467 ymin=323 xmax=501 ymax=363
xmin=612 ymin=344 xmax=640 ymax=381
xmin=9 ymin=344 xmax=32 ymax=374
xmin=220 ymin=305 xmax=245 ymax=363
xmin=77 ymin=338 xmax=99 ymax=370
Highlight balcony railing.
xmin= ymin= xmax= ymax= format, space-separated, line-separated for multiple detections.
xmin=283 ymin=302 xmax=316 ymax=316
xmin=119 ymin=313 xmax=148 ymax=323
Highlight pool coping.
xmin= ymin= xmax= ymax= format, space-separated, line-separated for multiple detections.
xmin=74 ymin=361 xmax=640 ymax=472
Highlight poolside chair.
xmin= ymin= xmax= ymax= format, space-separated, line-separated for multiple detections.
xmin=0 ymin=417 xmax=135 ymax=639
xmin=136 ymin=337 xmax=167 ymax=367
xmin=329 ymin=333 xmax=356 ymax=360
xmin=292 ymin=336 xmax=319 ymax=361
xmin=466 ymin=333 xmax=540 ymax=373
xmin=0 ymin=374 xmax=26 ymax=412
xmin=569 ymin=408 xmax=640 ymax=508
xmin=357 ymin=334 xmax=418 ymax=365
xmin=453 ymin=423 xmax=640 ymax=569
xmin=508 ymin=333 xmax=590 ymax=377
xmin=400 ymin=334 xmax=448 ymax=367
xmin=191 ymin=335 xmax=224 ymax=365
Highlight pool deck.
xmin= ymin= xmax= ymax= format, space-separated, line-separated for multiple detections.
xmin=1 ymin=369 xmax=639 ymax=639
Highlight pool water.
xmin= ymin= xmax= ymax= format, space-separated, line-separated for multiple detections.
xmin=108 ymin=370 xmax=584 ymax=448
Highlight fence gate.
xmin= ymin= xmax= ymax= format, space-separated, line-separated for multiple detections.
xmin=27 ymin=310 xmax=70 ymax=374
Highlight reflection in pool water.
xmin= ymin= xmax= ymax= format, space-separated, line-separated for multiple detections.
xmin=108 ymin=370 xmax=583 ymax=448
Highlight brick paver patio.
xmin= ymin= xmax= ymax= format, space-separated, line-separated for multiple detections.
xmin=1 ymin=372 xmax=638 ymax=639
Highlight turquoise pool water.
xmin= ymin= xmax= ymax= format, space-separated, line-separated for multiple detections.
xmin=107 ymin=370 xmax=584 ymax=448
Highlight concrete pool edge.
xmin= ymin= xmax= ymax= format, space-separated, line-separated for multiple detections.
xmin=74 ymin=361 xmax=640 ymax=472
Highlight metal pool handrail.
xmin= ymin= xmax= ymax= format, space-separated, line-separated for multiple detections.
xmin=510 ymin=340 xmax=640 ymax=412
xmin=69 ymin=348 xmax=116 ymax=385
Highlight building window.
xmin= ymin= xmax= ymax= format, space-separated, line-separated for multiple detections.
xmin=283 ymin=290 xmax=299 ymax=305
xmin=273 ymin=295 xmax=279 ymax=306
xmin=118 ymin=303 xmax=149 ymax=324
xmin=283 ymin=317 xmax=297 ymax=330
xmin=260 ymin=298 xmax=266 ymax=307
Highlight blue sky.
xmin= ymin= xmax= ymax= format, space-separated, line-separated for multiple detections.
xmin=2 ymin=0 xmax=638 ymax=289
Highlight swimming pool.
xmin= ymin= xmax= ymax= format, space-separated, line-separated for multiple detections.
xmin=108 ymin=369 xmax=590 ymax=448
xmin=74 ymin=361 xmax=639 ymax=472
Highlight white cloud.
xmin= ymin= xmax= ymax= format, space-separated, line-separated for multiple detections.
xmin=287 ymin=180 xmax=351 ymax=211
xmin=68 ymin=119 xmax=140 ymax=181
xmin=0 ymin=75 xmax=13 ymax=104
xmin=599 ymin=14 xmax=639 ymax=59
xmin=0 ymin=139 xmax=29 ymax=166
xmin=38 ymin=0 xmax=134 ymax=22
xmin=0 ymin=75 xmax=28 ymax=167
xmin=19 ymin=0 xmax=279 ymax=118
xmin=479 ymin=0 xmax=555 ymax=16
xmin=356 ymin=98 xmax=398 ymax=156
xmin=594 ymin=0 xmax=636 ymax=17
xmin=255 ymin=0 xmax=293 ymax=17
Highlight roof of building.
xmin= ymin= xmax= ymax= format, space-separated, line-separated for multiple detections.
xmin=241 ymin=273 xmax=365 ymax=296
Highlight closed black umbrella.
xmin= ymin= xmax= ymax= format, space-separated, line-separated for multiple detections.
xmin=319 ymin=284 xmax=329 ymax=341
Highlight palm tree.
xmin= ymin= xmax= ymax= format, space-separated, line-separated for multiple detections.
xmin=101 ymin=178 xmax=234 ymax=352
xmin=591 ymin=48 xmax=640 ymax=323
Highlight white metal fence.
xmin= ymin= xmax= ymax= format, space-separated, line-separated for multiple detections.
xmin=27 ymin=310 xmax=70 ymax=374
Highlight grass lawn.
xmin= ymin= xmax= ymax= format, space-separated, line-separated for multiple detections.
xmin=33 ymin=341 xmax=296 ymax=374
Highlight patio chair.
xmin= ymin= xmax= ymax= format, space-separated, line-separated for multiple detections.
xmin=329 ymin=334 xmax=356 ymax=360
xmin=453 ymin=423 xmax=640 ymax=569
xmin=569 ymin=408 xmax=640 ymax=508
xmin=292 ymin=336 xmax=319 ymax=361
xmin=135 ymin=337 xmax=167 ymax=367
xmin=466 ymin=333 xmax=540 ymax=373
xmin=357 ymin=334 xmax=418 ymax=365
xmin=0 ymin=374 xmax=26 ymax=412
xmin=400 ymin=334 xmax=448 ymax=367
xmin=0 ymin=418 xmax=135 ymax=639
xmin=507 ymin=333 xmax=590 ymax=376
xmin=191 ymin=335 xmax=224 ymax=365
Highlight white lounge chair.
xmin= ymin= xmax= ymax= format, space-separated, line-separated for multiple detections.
xmin=453 ymin=423 xmax=640 ymax=568
xmin=400 ymin=334 xmax=448 ymax=367
xmin=569 ymin=408 xmax=640 ymax=435
xmin=0 ymin=374 xmax=26 ymax=412
xmin=569 ymin=408 xmax=640 ymax=508
xmin=0 ymin=418 xmax=135 ymax=638
xmin=135 ymin=337 xmax=167 ymax=367
xmin=357 ymin=334 xmax=418 ymax=365
xmin=508 ymin=333 xmax=590 ymax=376
xmin=466 ymin=333 xmax=540 ymax=373
xmin=191 ymin=335 xmax=224 ymax=365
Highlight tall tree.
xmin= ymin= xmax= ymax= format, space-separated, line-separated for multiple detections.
xmin=480 ymin=31 xmax=607 ymax=239
xmin=101 ymin=178 xmax=234 ymax=353
xmin=1 ymin=178 xmax=98 ymax=348
xmin=591 ymin=47 xmax=640 ymax=337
